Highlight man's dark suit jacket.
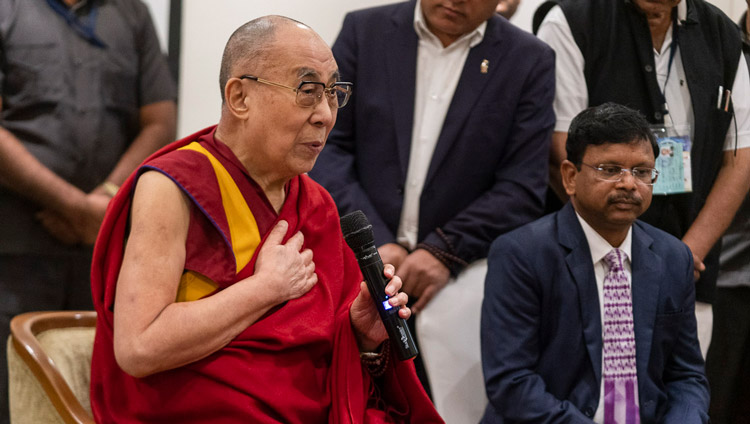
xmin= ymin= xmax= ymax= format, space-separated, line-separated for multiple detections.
xmin=480 ymin=203 xmax=710 ymax=423
xmin=309 ymin=1 xmax=555 ymax=270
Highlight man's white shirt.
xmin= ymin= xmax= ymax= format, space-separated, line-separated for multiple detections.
xmin=396 ymin=0 xmax=486 ymax=249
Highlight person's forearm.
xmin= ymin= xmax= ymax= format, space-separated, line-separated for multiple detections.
xmin=114 ymin=177 xmax=313 ymax=378
xmin=0 ymin=125 xmax=87 ymax=213
xmin=112 ymin=171 xmax=264 ymax=378
xmin=682 ymin=148 xmax=750 ymax=260
xmin=101 ymin=100 xmax=176 ymax=187
xmin=114 ymin=273 xmax=282 ymax=378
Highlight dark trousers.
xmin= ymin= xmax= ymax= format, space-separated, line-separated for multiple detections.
xmin=706 ymin=286 xmax=750 ymax=424
xmin=0 ymin=252 xmax=94 ymax=424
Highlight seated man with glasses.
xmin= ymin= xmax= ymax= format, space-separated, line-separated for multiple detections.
xmin=88 ymin=15 xmax=441 ymax=423
xmin=481 ymin=103 xmax=709 ymax=423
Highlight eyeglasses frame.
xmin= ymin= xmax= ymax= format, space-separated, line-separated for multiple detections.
xmin=580 ymin=162 xmax=660 ymax=185
xmin=239 ymin=75 xmax=353 ymax=108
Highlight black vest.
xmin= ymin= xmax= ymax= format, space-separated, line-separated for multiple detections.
xmin=536 ymin=0 xmax=742 ymax=302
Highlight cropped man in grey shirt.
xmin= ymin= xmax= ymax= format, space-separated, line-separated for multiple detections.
xmin=0 ymin=0 xmax=177 ymax=422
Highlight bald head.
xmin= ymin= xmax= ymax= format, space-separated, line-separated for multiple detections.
xmin=214 ymin=15 xmax=341 ymax=191
xmin=219 ymin=15 xmax=311 ymax=102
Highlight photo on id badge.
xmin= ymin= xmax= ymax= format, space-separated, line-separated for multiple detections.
xmin=651 ymin=125 xmax=692 ymax=195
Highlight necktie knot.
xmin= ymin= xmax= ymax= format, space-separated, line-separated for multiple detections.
xmin=604 ymin=248 xmax=625 ymax=272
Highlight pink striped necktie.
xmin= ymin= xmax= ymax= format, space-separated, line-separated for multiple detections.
xmin=602 ymin=248 xmax=640 ymax=424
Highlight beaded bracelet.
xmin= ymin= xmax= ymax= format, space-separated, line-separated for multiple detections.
xmin=360 ymin=340 xmax=390 ymax=378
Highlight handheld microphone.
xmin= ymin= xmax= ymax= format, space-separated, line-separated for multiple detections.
xmin=340 ymin=210 xmax=418 ymax=361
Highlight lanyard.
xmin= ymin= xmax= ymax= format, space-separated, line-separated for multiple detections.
xmin=658 ymin=12 xmax=679 ymax=126
xmin=45 ymin=0 xmax=107 ymax=48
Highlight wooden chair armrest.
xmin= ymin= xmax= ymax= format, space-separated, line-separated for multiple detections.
xmin=10 ymin=311 xmax=97 ymax=424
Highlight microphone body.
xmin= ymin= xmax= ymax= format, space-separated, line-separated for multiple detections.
xmin=341 ymin=211 xmax=419 ymax=361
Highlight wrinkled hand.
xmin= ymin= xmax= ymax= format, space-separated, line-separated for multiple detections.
xmin=254 ymin=220 xmax=318 ymax=303
xmin=350 ymin=264 xmax=411 ymax=352
xmin=397 ymin=249 xmax=450 ymax=314
xmin=377 ymin=243 xmax=408 ymax=270
xmin=37 ymin=192 xmax=110 ymax=245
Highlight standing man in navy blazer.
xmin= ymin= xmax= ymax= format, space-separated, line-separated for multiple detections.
xmin=309 ymin=0 xmax=555 ymax=408
xmin=481 ymin=103 xmax=709 ymax=423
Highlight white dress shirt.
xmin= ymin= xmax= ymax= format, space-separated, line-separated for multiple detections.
xmin=575 ymin=212 xmax=634 ymax=424
xmin=396 ymin=0 xmax=486 ymax=249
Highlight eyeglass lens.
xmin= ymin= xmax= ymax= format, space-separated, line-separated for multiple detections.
xmin=596 ymin=165 xmax=657 ymax=184
xmin=297 ymin=82 xmax=350 ymax=108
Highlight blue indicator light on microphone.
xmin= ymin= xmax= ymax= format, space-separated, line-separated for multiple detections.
xmin=382 ymin=299 xmax=393 ymax=310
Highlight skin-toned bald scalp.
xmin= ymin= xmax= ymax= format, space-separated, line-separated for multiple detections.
xmin=218 ymin=15 xmax=311 ymax=102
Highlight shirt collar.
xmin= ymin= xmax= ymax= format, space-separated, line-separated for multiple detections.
xmin=677 ymin=0 xmax=687 ymax=25
xmin=575 ymin=211 xmax=633 ymax=266
xmin=413 ymin=0 xmax=487 ymax=49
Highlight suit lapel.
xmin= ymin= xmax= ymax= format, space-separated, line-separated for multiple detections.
xmin=384 ymin=3 xmax=419 ymax=176
xmin=629 ymin=223 xmax=661 ymax=389
xmin=424 ymin=17 xmax=507 ymax=185
xmin=559 ymin=207 xmax=661 ymax=395
xmin=558 ymin=204 xmax=603 ymax=385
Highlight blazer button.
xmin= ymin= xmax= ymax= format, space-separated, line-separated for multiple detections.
xmin=654 ymin=111 xmax=662 ymax=120
xmin=396 ymin=184 xmax=404 ymax=195
xmin=583 ymin=407 xmax=594 ymax=417
xmin=645 ymin=65 xmax=653 ymax=72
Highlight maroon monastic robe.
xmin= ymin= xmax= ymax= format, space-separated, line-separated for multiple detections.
xmin=90 ymin=127 xmax=442 ymax=423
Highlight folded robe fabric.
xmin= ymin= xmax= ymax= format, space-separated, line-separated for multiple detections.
xmin=89 ymin=126 xmax=443 ymax=423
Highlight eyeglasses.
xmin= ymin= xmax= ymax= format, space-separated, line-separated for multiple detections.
xmin=581 ymin=163 xmax=659 ymax=185
xmin=239 ymin=75 xmax=353 ymax=108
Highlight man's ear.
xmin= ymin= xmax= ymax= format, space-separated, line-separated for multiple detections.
xmin=560 ymin=159 xmax=578 ymax=197
xmin=224 ymin=78 xmax=251 ymax=119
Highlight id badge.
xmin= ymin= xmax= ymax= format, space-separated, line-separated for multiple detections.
xmin=651 ymin=125 xmax=693 ymax=195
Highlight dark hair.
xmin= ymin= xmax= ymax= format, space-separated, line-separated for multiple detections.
xmin=566 ymin=102 xmax=658 ymax=166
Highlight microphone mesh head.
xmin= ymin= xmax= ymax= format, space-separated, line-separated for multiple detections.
xmin=340 ymin=210 xmax=369 ymax=236
xmin=340 ymin=210 xmax=374 ymax=250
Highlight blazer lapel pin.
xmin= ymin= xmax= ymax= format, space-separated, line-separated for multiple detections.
xmin=480 ymin=59 xmax=489 ymax=74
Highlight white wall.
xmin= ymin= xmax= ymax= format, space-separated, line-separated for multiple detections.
xmin=177 ymin=0 xmax=394 ymax=137
xmin=175 ymin=0 xmax=745 ymax=138
xmin=141 ymin=0 xmax=171 ymax=53
xmin=713 ymin=0 xmax=747 ymax=21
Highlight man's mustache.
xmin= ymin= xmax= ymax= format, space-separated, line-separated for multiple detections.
xmin=607 ymin=193 xmax=642 ymax=205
